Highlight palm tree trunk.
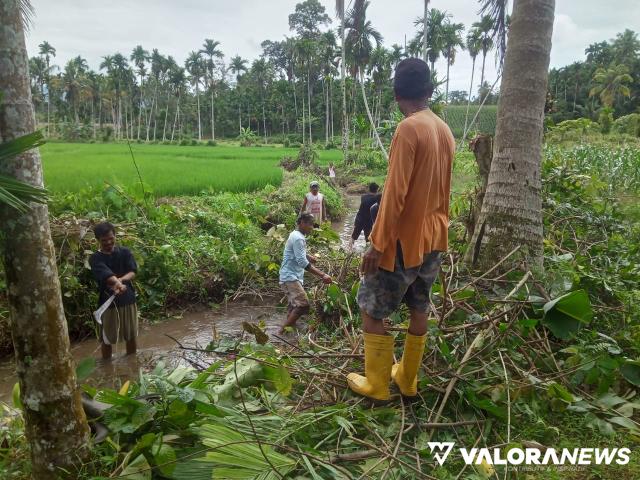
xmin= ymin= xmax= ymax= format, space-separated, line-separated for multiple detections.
xmin=162 ymin=94 xmax=170 ymax=141
xmin=211 ymin=89 xmax=215 ymax=140
xmin=262 ymin=94 xmax=267 ymax=144
xmin=196 ymin=83 xmax=202 ymax=141
xmin=324 ymin=79 xmax=329 ymax=145
xmin=340 ymin=16 xmax=349 ymax=159
xmin=307 ymin=69 xmax=312 ymax=143
xmin=301 ymin=80 xmax=306 ymax=144
xmin=0 ymin=4 xmax=90 ymax=477
xmin=423 ymin=0 xmax=429 ymax=63
xmin=445 ymin=49 xmax=451 ymax=102
xmin=480 ymin=51 xmax=487 ymax=92
xmin=465 ymin=0 xmax=555 ymax=270
xmin=359 ymin=70 xmax=388 ymax=158
xmin=137 ymin=77 xmax=143 ymax=140
xmin=238 ymin=103 xmax=241 ymax=133
xmin=171 ymin=93 xmax=180 ymax=141
xmin=462 ymin=57 xmax=477 ymax=140
xmin=146 ymin=79 xmax=158 ymax=141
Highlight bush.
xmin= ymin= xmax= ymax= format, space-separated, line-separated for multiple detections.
xmin=598 ymin=108 xmax=614 ymax=134
xmin=297 ymin=143 xmax=318 ymax=167
xmin=179 ymin=139 xmax=190 ymax=146
xmin=324 ymin=142 xmax=337 ymax=150
xmin=162 ymin=140 xmax=172 ymax=145
xmin=191 ymin=139 xmax=199 ymax=146
xmin=207 ymin=140 xmax=217 ymax=146
xmin=612 ymin=113 xmax=640 ymax=137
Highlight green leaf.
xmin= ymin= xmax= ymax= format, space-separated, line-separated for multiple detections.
xmin=12 ymin=382 xmax=22 ymax=409
xmin=262 ymin=364 xmax=293 ymax=396
xmin=608 ymin=416 xmax=640 ymax=434
xmin=152 ymin=441 xmax=177 ymax=477
xmin=120 ymin=454 xmax=151 ymax=480
xmin=452 ymin=288 xmax=476 ymax=300
xmin=547 ymin=382 xmax=574 ymax=403
xmin=542 ymin=290 xmax=593 ymax=339
xmin=75 ymin=357 xmax=96 ymax=382
xmin=620 ymin=360 xmax=640 ymax=386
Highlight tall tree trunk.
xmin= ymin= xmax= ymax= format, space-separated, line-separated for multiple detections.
xmin=480 ymin=51 xmax=487 ymax=93
xmin=301 ymin=80 xmax=306 ymax=144
xmin=0 ymin=3 xmax=90 ymax=477
xmin=423 ymin=0 xmax=429 ymax=63
xmin=46 ymin=78 xmax=51 ymax=137
xmin=307 ymin=70 xmax=312 ymax=143
xmin=445 ymin=49 xmax=451 ymax=102
xmin=359 ymin=70 xmax=388 ymax=158
xmin=196 ymin=82 xmax=202 ymax=141
xmin=171 ymin=93 xmax=180 ymax=141
xmin=211 ymin=88 xmax=215 ymax=140
xmin=262 ymin=95 xmax=267 ymax=144
xmin=462 ymin=56 xmax=477 ymax=140
xmin=337 ymin=5 xmax=349 ymax=159
xmin=162 ymin=94 xmax=170 ymax=141
xmin=238 ymin=103 xmax=241 ymax=133
xmin=146 ymin=79 xmax=158 ymax=141
xmin=324 ymin=79 xmax=329 ymax=145
xmin=137 ymin=77 xmax=144 ymax=140
xmin=465 ymin=0 xmax=555 ymax=270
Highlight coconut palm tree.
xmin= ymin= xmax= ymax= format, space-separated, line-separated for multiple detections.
xmin=169 ymin=66 xmax=186 ymax=141
xmin=423 ymin=0 xmax=429 ymax=62
xmin=589 ymin=64 xmax=633 ymax=109
xmin=473 ymin=15 xmax=495 ymax=89
xmin=389 ymin=43 xmax=405 ymax=68
xmin=336 ymin=0 xmax=349 ymax=158
xmin=146 ymin=49 xmax=165 ymax=140
xmin=344 ymin=0 xmax=387 ymax=157
xmin=200 ymin=39 xmax=224 ymax=140
xmin=130 ymin=45 xmax=149 ymax=139
xmin=463 ymin=28 xmax=483 ymax=137
xmin=38 ymin=40 xmax=56 ymax=136
xmin=185 ymin=51 xmax=204 ymax=141
xmin=466 ymin=0 xmax=556 ymax=269
xmin=442 ymin=21 xmax=465 ymax=102
xmin=230 ymin=55 xmax=248 ymax=132
xmin=0 ymin=4 xmax=90 ymax=476
xmin=412 ymin=8 xmax=450 ymax=73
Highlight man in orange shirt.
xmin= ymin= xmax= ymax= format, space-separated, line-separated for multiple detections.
xmin=347 ymin=58 xmax=455 ymax=401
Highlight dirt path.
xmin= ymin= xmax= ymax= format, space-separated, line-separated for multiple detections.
xmin=0 ymin=194 xmax=365 ymax=402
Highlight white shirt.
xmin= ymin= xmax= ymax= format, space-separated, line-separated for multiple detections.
xmin=329 ymin=167 xmax=336 ymax=178
xmin=305 ymin=192 xmax=324 ymax=223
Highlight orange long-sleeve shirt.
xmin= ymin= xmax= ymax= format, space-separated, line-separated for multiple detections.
xmin=370 ymin=109 xmax=455 ymax=272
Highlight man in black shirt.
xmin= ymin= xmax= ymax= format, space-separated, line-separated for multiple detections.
xmin=89 ymin=222 xmax=138 ymax=360
xmin=349 ymin=183 xmax=381 ymax=249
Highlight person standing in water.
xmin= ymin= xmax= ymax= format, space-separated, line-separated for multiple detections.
xmin=348 ymin=182 xmax=381 ymax=249
xmin=301 ymin=181 xmax=327 ymax=226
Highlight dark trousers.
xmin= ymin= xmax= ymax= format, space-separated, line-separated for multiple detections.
xmin=351 ymin=217 xmax=372 ymax=242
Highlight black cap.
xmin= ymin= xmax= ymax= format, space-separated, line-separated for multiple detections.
xmin=393 ymin=58 xmax=434 ymax=100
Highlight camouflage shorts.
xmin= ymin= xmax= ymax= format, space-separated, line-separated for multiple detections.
xmin=357 ymin=248 xmax=442 ymax=320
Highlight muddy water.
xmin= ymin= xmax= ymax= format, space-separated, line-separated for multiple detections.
xmin=334 ymin=193 xmax=368 ymax=253
xmin=0 ymin=299 xmax=285 ymax=403
xmin=0 ymin=194 xmax=364 ymax=403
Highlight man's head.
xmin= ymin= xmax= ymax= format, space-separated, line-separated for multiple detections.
xmin=368 ymin=182 xmax=379 ymax=193
xmin=296 ymin=212 xmax=315 ymax=235
xmin=309 ymin=181 xmax=320 ymax=195
xmin=393 ymin=58 xmax=434 ymax=114
xmin=94 ymin=221 xmax=116 ymax=253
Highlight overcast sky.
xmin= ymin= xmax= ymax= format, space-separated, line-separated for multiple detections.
xmin=24 ymin=0 xmax=639 ymax=94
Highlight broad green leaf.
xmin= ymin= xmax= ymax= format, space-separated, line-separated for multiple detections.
xmin=620 ymin=360 xmax=640 ymax=386
xmin=262 ymin=364 xmax=293 ymax=396
xmin=75 ymin=357 xmax=96 ymax=382
xmin=120 ymin=454 xmax=151 ymax=480
xmin=547 ymin=382 xmax=574 ymax=403
xmin=542 ymin=290 xmax=593 ymax=339
xmin=152 ymin=441 xmax=177 ymax=476
xmin=608 ymin=416 xmax=640 ymax=433
xmin=12 ymin=382 xmax=22 ymax=409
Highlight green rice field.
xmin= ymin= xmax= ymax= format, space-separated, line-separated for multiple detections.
xmin=40 ymin=143 xmax=343 ymax=195
xmin=443 ymin=104 xmax=498 ymax=138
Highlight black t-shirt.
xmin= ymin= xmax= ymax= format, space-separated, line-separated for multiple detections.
xmin=355 ymin=193 xmax=382 ymax=226
xmin=89 ymin=246 xmax=138 ymax=307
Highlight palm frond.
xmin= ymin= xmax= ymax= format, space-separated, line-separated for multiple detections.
xmin=479 ymin=0 xmax=508 ymax=66
xmin=20 ymin=0 xmax=35 ymax=31
xmin=0 ymin=131 xmax=48 ymax=213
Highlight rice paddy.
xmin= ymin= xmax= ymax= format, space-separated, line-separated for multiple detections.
xmin=40 ymin=143 xmax=343 ymax=195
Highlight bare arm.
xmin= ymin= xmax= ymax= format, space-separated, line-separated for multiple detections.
xmin=300 ymin=197 xmax=308 ymax=214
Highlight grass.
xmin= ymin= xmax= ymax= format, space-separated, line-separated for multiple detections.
xmin=40 ymin=143 xmax=343 ymax=195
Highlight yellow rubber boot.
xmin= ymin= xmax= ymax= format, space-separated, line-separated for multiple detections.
xmin=391 ymin=332 xmax=427 ymax=397
xmin=347 ymin=333 xmax=393 ymax=401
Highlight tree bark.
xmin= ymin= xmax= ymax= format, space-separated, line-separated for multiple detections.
xmin=0 ymin=2 xmax=90 ymax=477
xmin=359 ymin=70 xmax=388 ymax=159
xmin=465 ymin=0 xmax=555 ymax=270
